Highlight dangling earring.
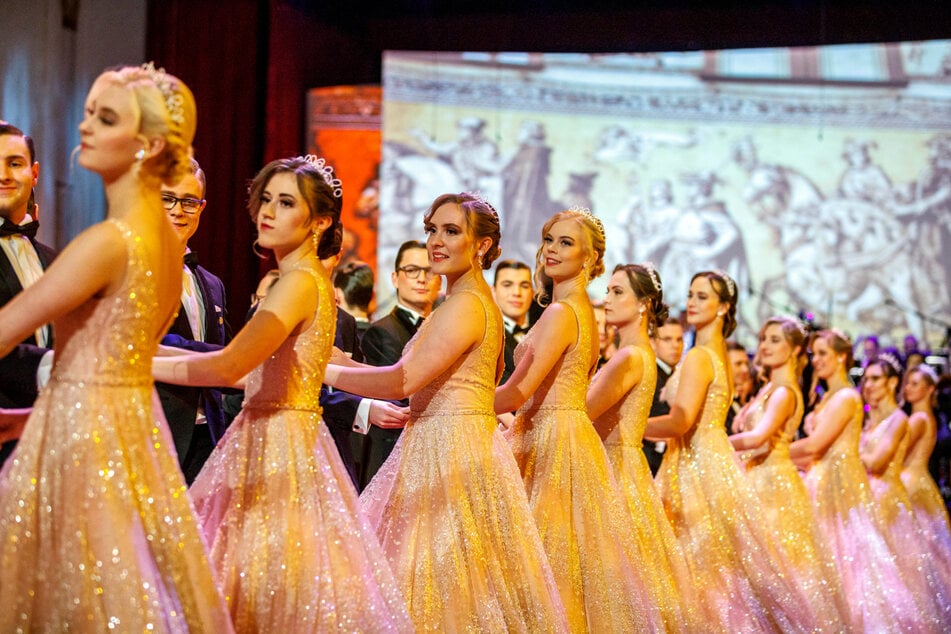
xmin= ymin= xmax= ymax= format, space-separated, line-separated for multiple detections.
xmin=252 ymin=240 xmax=268 ymax=259
xmin=312 ymin=230 xmax=321 ymax=254
xmin=135 ymin=148 xmax=146 ymax=162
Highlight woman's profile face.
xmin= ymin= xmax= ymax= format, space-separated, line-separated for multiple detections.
xmin=903 ymin=371 xmax=932 ymax=405
xmin=809 ymin=337 xmax=839 ymax=381
xmin=603 ymin=270 xmax=640 ymax=327
xmin=541 ymin=219 xmax=587 ymax=282
xmin=758 ymin=323 xmax=793 ymax=370
xmin=255 ymin=171 xmax=315 ymax=254
xmin=685 ymin=276 xmax=721 ymax=329
xmin=861 ymin=365 xmax=890 ymax=406
xmin=77 ymin=75 xmax=142 ymax=179
xmin=425 ymin=202 xmax=475 ymax=278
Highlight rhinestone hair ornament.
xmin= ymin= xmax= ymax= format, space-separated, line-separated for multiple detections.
xmin=568 ymin=206 xmax=606 ymax=242
xmin=463 ymin=190 xmax=500 ymax=224
xmin=299 ymin=154 xmax=343 ymax=198
xmin=642 ymin=261 xmax=662 ymax=292
xmin=140 ymin=62 xmax=185 ymax=126
xmin=913 ymin=363 xmax=939 ymax=384
xmin=877 ymin=351 xmax=904 ymax=376
xmin=714 ymin=269 xmax=736 ymax=298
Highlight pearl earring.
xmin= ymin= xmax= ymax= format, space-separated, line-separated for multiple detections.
xmin=135 ymin=148 xmax=146 ymax=161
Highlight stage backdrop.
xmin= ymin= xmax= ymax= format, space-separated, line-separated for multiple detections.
xmin=378 ymin=42 xmax=951 ymax=350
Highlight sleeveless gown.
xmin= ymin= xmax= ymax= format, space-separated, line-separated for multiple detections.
xmin=509 ymin=297 xmax=654 ymax=633
xmin=736 ymin=383 xmax=849 ymax=630
xmin=360 ymin=288 xmax=568 ymax=632
xmin=0 ymin=219 xmax=232 ymax=632
xmin=802 ymin=388 xmax=928 ymax=631
xmin=862 ymin=411 xmax=951 ymax=627
xmin=656 ymin=345 xmax=819 ymax=632
xmin=596 ymin=344 xmax=701 ymax=632
xmin=189 ymin=266 xmax=411 ymax=633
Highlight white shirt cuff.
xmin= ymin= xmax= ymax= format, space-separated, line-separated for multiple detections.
xmin=36 ymin=350 xmax=55 ymax=389
xmin=353 ymin=398 xmax=372 ymax=435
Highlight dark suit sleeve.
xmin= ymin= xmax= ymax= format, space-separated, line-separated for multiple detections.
xmin=361 ymin=325 xmax=402 ymax=367
xmin=0 ymin=344 xmax=49 ymax=407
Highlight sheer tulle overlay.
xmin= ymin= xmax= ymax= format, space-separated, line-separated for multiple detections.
xmin=510 ymin=298 xmax=655 ymax=633
xmin=737 ymin=384 xmax=849 ymax=630
xmin=360 ymin=288 xmax=568 ymax=632
xmin=597 ymin=345 xmax=701 ymax=632
xmin=656 ymin=347 xmax=821 ymax=633
xmin=190 ymin=266 xmax=411 ymax=633
xmin=802 ymin=390 xmax=930 ymax=632
xmin=0 ymin=219 xmax=232 ymax=632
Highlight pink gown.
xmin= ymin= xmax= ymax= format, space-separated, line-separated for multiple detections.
xmin=189 ymin=266 xmax=412 ymax=632
xmin=509 ymin=296 xmax=655 ymax=632
xmin=0 ymin=219 xmax=233 ymax=632
xmin=656 ymin=346 xmax=819 ymax=632
xmin=802 ymin=388 xmax=929 ymax=631
xmin=360 ymin=288 xmax=568 ymax=632
xmin=596 ymin=344 xmax=701 ymax=632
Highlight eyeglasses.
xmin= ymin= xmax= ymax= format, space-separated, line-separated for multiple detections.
xmin=161 ymin=194 xmax=205 ymax=214
xmin=397 ymin=265 xmax=434 ymax=279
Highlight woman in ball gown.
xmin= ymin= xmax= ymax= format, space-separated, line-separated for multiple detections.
xmin=494 ymin=208 xmax=653 ymax=633
xmin=0 ymin=64 xmax=232 ymax=631
xmin=153 ymin=156 xmax=411 ymax=632
xmin=324 ymin=193 xmax=568 ymax=632
xmin=859 ymin=355 xmax=951 ymax=623
xmin=586 ymin=263 xmax=699 ymax=632
xmin=644 ymin=271 xmax=816 ymax=632
xmin=728 ymin=316 xmax=848 ymax=629
xmin=789 ymin=330 xmax=927 ymax=631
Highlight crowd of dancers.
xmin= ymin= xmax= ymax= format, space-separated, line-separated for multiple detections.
xmin=0 ymin=63 xmax=949 ymax=633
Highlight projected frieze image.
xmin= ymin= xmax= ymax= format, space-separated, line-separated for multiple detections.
xmin=380 ymin=43 xmax=951 ymax=347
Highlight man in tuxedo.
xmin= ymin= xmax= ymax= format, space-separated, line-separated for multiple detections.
xmin=358 ymin=240 xmax=440 ymax=488
xmin=0 ymin=123 xmax=57 ymax=466
xmin=491 ymin=259 xmax=533 ymax=385
xmin=645 ymin=316 xmax=684 ymax=475
xmin=155 ymin=159 xmax=232 ymax=484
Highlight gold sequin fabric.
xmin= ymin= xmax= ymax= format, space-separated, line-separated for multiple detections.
xmin=509 ymin=297 xmax=655 ymax=633
xmin=189 ymin=266 xmax=412 ymax=633
xmin=736 ymin=384 xmax=850 ymax=630
xmin=597 ymin=344 xmax=701 ymax=632
xmin=802 ymin=389 xmax=929 ymax=631
xmin=0 ymin=218 xmax=232 ymax=632
xmin=656 ymin=346 xmax=823 ymax=633
xmin=360 ymin=288 xmax=568 ymax=632
xmin=862 ymin=413 xmax=951 ymax=626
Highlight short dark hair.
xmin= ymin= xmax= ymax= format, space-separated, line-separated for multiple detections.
xmin=333 ymin=261 xmax=374 ymax=311
xmin=0 ymin=122 xmax=36 ymax=163
xmin=394 ymin=240 xmax=426 ymax=271
xmin=493 ymin=259 xmax=531 ymax=286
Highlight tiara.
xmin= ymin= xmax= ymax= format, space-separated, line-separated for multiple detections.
xmin=300 ymin=155 xmax=343 ymax=198
xmin=913 ymin=364 xmax=938 ymax=384
xmin=568 ymin=206 xmax=606 ymax=241
xmin=714 ymin=269 xmax=736 ymax=298
xmin=463 ymin=191 xmax=500 ymax=223
xmin=877 ymin=352 xmax=904 ymax=376
xmin=642 ymin=261 xmax=662 ymax=292
xmin=140 ymin=62 xmax=185 ymax=126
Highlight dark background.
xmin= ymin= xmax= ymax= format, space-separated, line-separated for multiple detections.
xmin=145 ymin=0 xmax=951 ymax=320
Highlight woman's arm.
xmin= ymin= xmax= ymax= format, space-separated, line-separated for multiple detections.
xmin=587 ymin=346 xmax=642 ymax=433
xmin=494 ymin=303 xmax=576 ymax=415
xmin=729 ymin=386 xmax=795 ymax=451
xmin=0 ymin=222 xmax=125 ymax=357
xmin=860 ymin=416 xmax=908 ymax=476
xmin=789 ymin=389 xmax=858 ymax=463
xmin=324 ymin=291 xmax=486 ymax=401
xmin=153 ymin=268 xmax=317 ymax=387
xmin=644 ymin=348 xmax=713 ymax=439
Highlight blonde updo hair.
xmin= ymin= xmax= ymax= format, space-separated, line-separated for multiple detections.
xmin=100 ymin=64 xmax=197 ymax=186
xmin=423 ymin=192 xmax=502 ymax=270
xmin=534 ymin=208 xmax=606 ymax=305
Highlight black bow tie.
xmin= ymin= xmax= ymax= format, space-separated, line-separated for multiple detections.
xmin=183 ymin=251 xmax=199 ymax=270
xmin=0 ymin=220 xmax=38 ymax=239
xmin=512 ymin=324 xmax=530 ymax=336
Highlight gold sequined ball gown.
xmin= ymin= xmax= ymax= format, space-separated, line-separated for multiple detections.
xmin=0 ymin=219 xmax=232 ymax=632
xmin=360 ymin=287 xmax=568 ymax=632
xmin=735 ymin=382 xmax=849 ymax=630
xmin=188 ymin=265 xmax=412 ymax=633
xmin=801 ymin=387 xmax=929 ymax=631
xmin=594 ymin=343 xmax=701 ymax=632
xmin=508 ymin=296 xmax=654 ymax=633
xmin=656 ymin=346 xmax=820 ymax=633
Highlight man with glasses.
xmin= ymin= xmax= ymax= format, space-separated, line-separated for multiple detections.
xmin=156 ymin=158 xmax=232 ymax=483
xmin=357 ymin=239 xmax=440 ymax=488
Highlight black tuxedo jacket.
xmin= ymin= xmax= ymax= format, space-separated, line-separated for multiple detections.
xmin=644 ymin=361 xmax=673 ymax=476
xmin=501 ymin=328 xmax=519 ymax=387
xmin=320 ymin=309 xmax=365 ymax=488
xmin=156 ymin=263 xmax=232 ymax=462
xmin=0 ymin=236 xmax=57 ymax=407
